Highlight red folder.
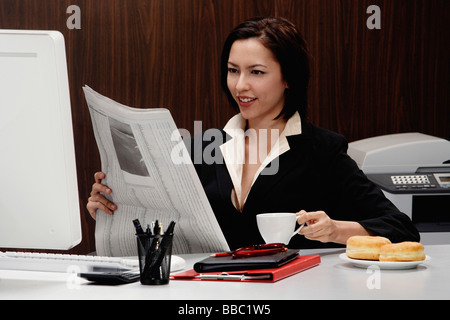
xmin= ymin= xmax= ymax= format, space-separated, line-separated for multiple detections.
xmin=171 ymin=254 xmax=320 ymax=283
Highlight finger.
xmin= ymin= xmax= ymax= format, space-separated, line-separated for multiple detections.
xmin=296 ymin=210 xmax=307 ymax=217
xmin=302 ymin=223 xmax=330 ymax=239
xmin=90 ymin=182 xmax=112 ymax=197
xmin=298 ymin=210 xmax=328 ymax=224
xmin=299 ymin=223 xmax=317 ymax=237
xmin=86 ymin=201 xmax=97 ymax=220
xmin=296 ymin=211 xmax=321 ymax=227
xmin=87 ymin=196 xmax=115 ymax=216
xmin=296 ymin=210 xmax=308 ymax=225
xmin=94 ymin=171 xmax=106 ymax=184
xmin=301 ymin=218 xmax=334 ymax=242
xmin=89 ymin=193 xmax=116 ymax=211
xmin=87 ymin=208 xmax=96 ymax=220
xmin=297 ymin=212 xmax=327 ymax=235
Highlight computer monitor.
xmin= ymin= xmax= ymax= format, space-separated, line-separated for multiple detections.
xmin=0 ymin=30 xmax=82 ymax=250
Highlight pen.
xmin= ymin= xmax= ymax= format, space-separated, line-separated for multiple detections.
xmin=153 ymin=219 xmax=160 ymax=236
xmin=196 ymin=273 xmax=245 ymax=280
xmin=210 ymin=252 xmax=232 ymax=257
xmin=133 ymin=219 xmax=145 ymax=235
xmin=164 ymin=220 xmax=176 ymax=235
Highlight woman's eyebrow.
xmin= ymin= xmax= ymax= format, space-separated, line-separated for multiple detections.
xmin=228 ymin=61 xmax=268 ymax=69
xmin=248 ymin=64 xmax=268 ymax=69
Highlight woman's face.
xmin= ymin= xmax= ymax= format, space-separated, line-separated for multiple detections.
xmin=227 ymin=38 xmax=287 ymax=126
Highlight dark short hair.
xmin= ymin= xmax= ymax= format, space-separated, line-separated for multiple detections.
xmin=221 ymin=17 xmax=311 ymax=120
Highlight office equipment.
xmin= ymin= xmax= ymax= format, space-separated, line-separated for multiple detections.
xmin=193 ymin=249 xmax=300 ymax=272
xmin=136 ymin=221 xmax=176 ymax=285
xmin=367 ymin=170 xmax=450 ymax=195
xmin=0 ymin=251 xmax=137 ymax=273
xmin=78 ymin=270 xmax=141 ymax=285
xmin=348 ymin=133 xmax=450 ymax=244
xmin=0 ymin=250 xmax=186 ymax=274
xmin=172 ymin=254 xmax=321 ymax=283
xmin=0 ymin=30 xmax=81 ymax=250
xmin=348 ymin=132 xmax=450 ymax=174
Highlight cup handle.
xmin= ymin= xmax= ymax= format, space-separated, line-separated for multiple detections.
xmin=291 ymin=224 xmax=304 ymax=239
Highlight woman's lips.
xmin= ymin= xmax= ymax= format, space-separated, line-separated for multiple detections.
xmin=237 ymin=96 xmax=257 ymax=107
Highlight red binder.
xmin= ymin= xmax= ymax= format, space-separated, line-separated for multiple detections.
xmin=171 ymin=254 xmax=321 ymax=283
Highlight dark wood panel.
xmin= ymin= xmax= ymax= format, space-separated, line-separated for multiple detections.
xmin=1 ymin=0 xmax=449 ymax=254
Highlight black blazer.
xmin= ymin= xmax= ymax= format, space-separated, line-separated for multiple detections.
xmin=192 ymin=120 xmax=420 ymax=250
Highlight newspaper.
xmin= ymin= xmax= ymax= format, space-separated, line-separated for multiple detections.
xmin=83 ymin=86 xmax=229 ymax=256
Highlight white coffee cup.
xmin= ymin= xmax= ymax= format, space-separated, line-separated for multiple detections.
xmin=256 ymin=212 xmax=303 ymax=244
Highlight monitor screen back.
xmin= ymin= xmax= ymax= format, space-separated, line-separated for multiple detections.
xmin=0 ymin=30 xmax=82 ymax=250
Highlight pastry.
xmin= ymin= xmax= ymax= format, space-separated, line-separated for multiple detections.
xmin=346 ymin=236 xmax=391 ymax=260
xmin=379 ymin=241 xmax=425 ymax=262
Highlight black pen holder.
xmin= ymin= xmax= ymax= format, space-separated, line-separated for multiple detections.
xmin=136 ymin=233 xmax=173 ymax=285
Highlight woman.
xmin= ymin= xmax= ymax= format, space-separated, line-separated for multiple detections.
xmin=88 ymin=17 xmax=419 ymax=250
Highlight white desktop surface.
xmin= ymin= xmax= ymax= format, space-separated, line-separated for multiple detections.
xmin=0 ymin=245 xmax=449 ymax=300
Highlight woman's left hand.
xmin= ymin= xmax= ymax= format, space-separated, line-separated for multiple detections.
xmin=296 ymin=210 xmax=372 ymax=244
xmin=295 ymin=210 xmax=339 ymax=243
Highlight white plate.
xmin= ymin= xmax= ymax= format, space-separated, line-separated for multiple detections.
xmin=339 ymin=253 xmax=430 ymax=270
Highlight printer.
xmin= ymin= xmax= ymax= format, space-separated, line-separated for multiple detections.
xmin=348 ymin=132 xmax=450 ymax=244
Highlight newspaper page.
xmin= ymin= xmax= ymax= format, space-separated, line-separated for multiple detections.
xmin=83 ymin=86 xmax=229 ymax=256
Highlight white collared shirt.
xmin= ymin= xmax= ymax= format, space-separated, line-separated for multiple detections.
xmin=220 ymin=111 xmax=302 ymax=211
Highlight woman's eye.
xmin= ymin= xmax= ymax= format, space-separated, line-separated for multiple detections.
xmin=228 ymin=68 xmax=239 ymax=74
xmin=251 ymin=70 xmax=265 ymax=75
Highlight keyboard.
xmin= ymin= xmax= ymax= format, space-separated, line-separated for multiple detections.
xmin=0 ymin=251 xmax=139 ymax=273
xmin=0 ymin=251 xmax=185 ymax=274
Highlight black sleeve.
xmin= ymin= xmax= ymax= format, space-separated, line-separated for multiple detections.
xmin=322 ymin=133 xmax=420 ymax=243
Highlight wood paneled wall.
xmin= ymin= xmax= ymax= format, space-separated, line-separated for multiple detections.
xmin=1 ymin=0 xmax=449 ymax=254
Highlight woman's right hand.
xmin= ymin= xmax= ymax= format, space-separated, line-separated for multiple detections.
xmin=86 ymin=171 xmax=117 ymax=220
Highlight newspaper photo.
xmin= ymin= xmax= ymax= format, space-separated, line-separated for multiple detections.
xmin=83 ymin=86 xmax=229 ymax=256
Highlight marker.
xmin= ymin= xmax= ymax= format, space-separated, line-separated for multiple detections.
xmin=132 ymin=219 xmax=145 ymax=235
xmin=153 ymin=219 xmax=161 ymax=236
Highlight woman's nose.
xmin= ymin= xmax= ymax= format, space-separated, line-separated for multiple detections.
xmin=235 ymin=74 xmax=250 ymax=92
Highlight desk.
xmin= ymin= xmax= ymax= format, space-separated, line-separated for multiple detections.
xmin=1 ymin=245 xmax=449 ymax=300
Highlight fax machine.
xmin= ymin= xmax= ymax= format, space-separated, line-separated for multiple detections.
xmin=348 ymin=132 xmax=450 ymax=244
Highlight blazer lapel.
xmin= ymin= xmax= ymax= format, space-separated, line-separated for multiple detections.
xmin=214 ymin=130 xmax=236 ymax=205
xmin=243 ymin=124 xmax=314 ymax=212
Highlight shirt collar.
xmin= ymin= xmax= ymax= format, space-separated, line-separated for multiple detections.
xmin=223 ymin=111 xmax=302 ymax=138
